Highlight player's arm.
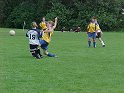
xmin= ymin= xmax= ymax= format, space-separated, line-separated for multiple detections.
xmin=42 ymin=28 xmax=53 ymax=32
xmin=87 ymin=25 xmax=89 ymax=33
xmin=53 ymin=17 xmax=58 ymax=29
xmin=26 ymin=33 xmax=28 ymax=37
xmin=26 ymin=31 xmax=29 ymax=37
xmin=37 ymin=30 xmax=42 ymax=38
xmin=39 ymin=23 xmax=42 ymax=28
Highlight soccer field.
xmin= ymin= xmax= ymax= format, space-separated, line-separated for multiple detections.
xmin=0 ymin=28 xmax=124 ymax=93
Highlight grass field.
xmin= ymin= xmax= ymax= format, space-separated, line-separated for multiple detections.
xmin=0 ymin=28 xmax=124 ymax=93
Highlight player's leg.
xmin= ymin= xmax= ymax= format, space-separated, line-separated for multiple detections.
xmin=33 ymin=45 xmax=42 ymax=59
xmin=34 ymin=45 xmax=42 ymax=59
xmin=93 ymin=38 xmax=96 ymax=48
xmin=97 ymin=32 xmax=105 ymax=47
xmin=30 ymin=49 xmax=36 ymax=57
xmin=92 ymin=32 xmax=96 ymax=48
xmin=35 ymin=47 xmax=43 ymax=58
xmin=88 ymin=38 xmax=91 ymax=47
xmin=98 ymin=38 xmax=105 ymax=47
xmin=40 ymin=40 xmax=56 ymax=57
xmin=30 ymin=44 xmax=41 ymax=59
xmin=88 ymin=33 xmax=91 ymax=47
xmin=43 ymin=50 xmax=55 ymax=57
xmin=30 ymin=44 xmax=36 ymax=57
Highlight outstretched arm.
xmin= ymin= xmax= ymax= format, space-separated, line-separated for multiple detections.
xmin=53 ymin=17 xmax=58 ymax=29
xmin=42 ymin=29 xmax=53 ymax=32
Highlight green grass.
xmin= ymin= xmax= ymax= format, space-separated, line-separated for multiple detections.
xmin=0 ymin=28 xmax=124 ymax=93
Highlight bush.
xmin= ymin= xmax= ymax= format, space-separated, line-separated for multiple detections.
xmin=1 ymin=0 xmax=123 ymax=31
xmin=6 ymin=1 xmax=37 ymax=29
xmin=45 ymin=1 xmax=73 ymax=30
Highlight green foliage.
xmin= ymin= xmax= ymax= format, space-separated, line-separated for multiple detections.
xmin=0 ymin=0 xmax=124 ymax=31
xmin=0 ymin=1 xmax=4 ymax=26
xmin=6 ymin=2 xmax=37 ymax=28
xmin=45 ymin=1 xmax=72 ymax=30
xmin=35 ymin=0 xmax=51 ymax=22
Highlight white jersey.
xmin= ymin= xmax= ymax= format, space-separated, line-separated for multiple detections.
xmin=26 ymin=29 xmax=41 ymax=45
xmin=94 ymin=21 xmax=101 ymax=33
xmin=97 ymin=30 xmax=101 ymax=32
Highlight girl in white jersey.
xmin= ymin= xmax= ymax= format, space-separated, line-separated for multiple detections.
xmin=26 ymin=22 xmax=43 ymax=59
xmin=95 ymin=18 xmax=105 ymax=47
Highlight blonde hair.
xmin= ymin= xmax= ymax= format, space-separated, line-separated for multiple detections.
xmin=48 ymin=21 xmax=54 ymax=26
xmin=31 ymin=22 xmax=38 ymax=28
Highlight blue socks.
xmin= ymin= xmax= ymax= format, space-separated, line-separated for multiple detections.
xmin=88 ymin=41 xmax=96 ymax=48
xmin=93 ymin=42 xmax=96 ymax=48
xmin=88 ymin=41 xmax=91 ymax=47
xmin=47 ymin=53 xmax=55 ymax=57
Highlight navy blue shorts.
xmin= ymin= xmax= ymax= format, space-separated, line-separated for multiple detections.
xmin=88 ymin=32 xmax=96 ymax=39
xmin=96 ymin=32 xmax=102 ymax=38
xmin=39 ymin=40 xmax=48 ymax=50
xmin=30 ymin=44 xmax=38 ymax=50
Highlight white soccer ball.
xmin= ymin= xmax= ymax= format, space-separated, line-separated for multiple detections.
xmin=9 ymin=30 xmax=15 ymax=36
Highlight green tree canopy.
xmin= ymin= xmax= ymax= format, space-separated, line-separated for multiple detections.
xmin=0 ymin=0 xmax=124 ymax=31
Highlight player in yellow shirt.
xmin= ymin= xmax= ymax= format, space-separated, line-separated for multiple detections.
xmin=39 ymin=17 xmax=47 ymax=30
xmin=39 ymin=17 xmax=58 ymax=57
xmin=87 ymin=16 xmax=100 ymax=48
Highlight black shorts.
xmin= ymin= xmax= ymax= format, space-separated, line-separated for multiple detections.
xmin=96 ymin=32 xmax=102 ymax=38
xmin=29 ymin=44 xmax=39 ymax=51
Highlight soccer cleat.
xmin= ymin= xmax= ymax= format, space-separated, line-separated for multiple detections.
xmin=35 ymin=55 xmax=41 ymax=59
xmin=40 ymin=55 xmax=43 ymax=58
xmin=34 ymin=54 xmax=42 ymax=59
xmin=93 ymin=45 xmax=96 ymax=48
xmin=102 ymin=45 xmax=105 ymax=47
xmin=54 ymin=55 xmax=58 ymax=58
xmin=32 ymin=55 xmax=36 ymax=57
xmin=39 ymin=54 xmax=43 ymax=58
xmin=47 ymin=53 xmax=56 ymax=57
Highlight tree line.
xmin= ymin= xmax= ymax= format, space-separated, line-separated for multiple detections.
xmin=0 ymin=0 xmax=124 ymax=31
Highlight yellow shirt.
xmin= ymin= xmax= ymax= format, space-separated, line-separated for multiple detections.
xmin=87 ymin=23 xmax=100 ymax=33
xmin=42 ymin=32 xmax=53 ymax=43
xmin=39 ymin=22 xmax=47 ymax=30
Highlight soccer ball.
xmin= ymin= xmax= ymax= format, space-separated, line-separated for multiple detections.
xmin=9 ymin=30 xmax=15 ymax=36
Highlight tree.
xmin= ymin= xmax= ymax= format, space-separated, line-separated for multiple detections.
xmin=45 ymin=0 xmax=73 ymax=30
xmin=0 ymin=0 xmax=123 ymax=31
xmin=0 ymin=0 xmax=5 ymax=26
xmin=6 ymin=1 xmax=37 ymax=28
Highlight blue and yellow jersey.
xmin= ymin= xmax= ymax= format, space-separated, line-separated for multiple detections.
xmin=39 ymin=22 xmax=47 ymax=30
xmin=42 ymin=31 xmax=53 ymax=43
xmin=87 ymin=22 xmax=100 ymax=33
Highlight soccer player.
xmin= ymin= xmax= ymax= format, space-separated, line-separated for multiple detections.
xmin=95 ymin=20 xmax=105 ymax=47
xmin=26 ymin=22 xmax=43 ymax=59
xmin=61 ymin=27 xmax=65 ymax=32
xmin=39 ymin=17 xmax=58 ymax=57
xmin=39 ymin=17 xmax=47 ymax=30
xmin=87 ymin=17 xmax=100 ymax=48
xmin=75 ymin=27 xmax=81 ymax=33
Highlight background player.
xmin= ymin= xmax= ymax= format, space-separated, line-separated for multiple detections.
xmin=87 ymin=17 xmax=100 ymax=48
xmin=95 ymin=19 xmax=105 ymax=47
xmin=39 ymin=17 xmax=47 ymax=30
xmin=40 ymin=17 xmax=58 ymax=57
xmin=26 ymin=22 xmax=42 ymax=59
